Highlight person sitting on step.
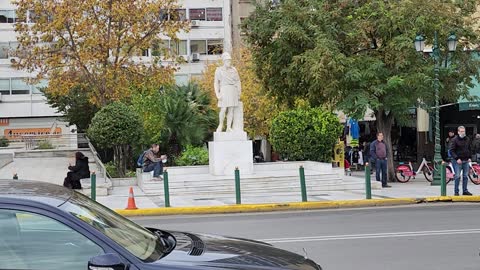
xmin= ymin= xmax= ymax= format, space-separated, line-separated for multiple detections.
xmin=143 ymin=143 xmax=167 ymax=181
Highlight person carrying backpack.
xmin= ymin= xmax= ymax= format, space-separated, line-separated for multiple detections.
xmin=139 ymin=144 xmax=167 ymax=181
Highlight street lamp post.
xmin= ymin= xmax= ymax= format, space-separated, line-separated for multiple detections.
xmin=415 ymin=31 xmax=457 ymax=186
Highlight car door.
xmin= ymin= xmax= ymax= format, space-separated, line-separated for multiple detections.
xmin=0 ymin=207 xmax=132 ymax=270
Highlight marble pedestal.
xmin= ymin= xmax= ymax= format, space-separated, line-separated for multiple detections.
xmin=209 ymin=131 xmax=253 ymax=176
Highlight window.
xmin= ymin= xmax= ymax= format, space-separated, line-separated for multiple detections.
xmin=27 ymin=10 xmax=36 ymax=23
xmin=171 ymin=40 xmax=187 ymax=55
xmin=32 ymin=79 xmax=48 ymax=94
xmin=189 ymin=8 xmax=206 ymax=21
xmin=207 ymin=39 xmax=223 ymax=55
xmin=0 ymin=43 xmax=9 ymax=59
xmin=190 ymin=40 xmax=207 ymax=55
xmin=0 ymin=10 xmax=15 ymax=23
xmin=159 ymin=9 xmax=168 ymax=21
xmin=171 ymin=9 xmax=186 ymax=21
xmin=0 ymin=209 xmax=104 ymax=270
xmin=11 ymin=78 xmax=30 ymax=94
xmin=151 ymin=40 xmax=169 ymax=57
xmin=60 ymin=191 xmax=164 ymax=262
xmin=206 ymin=8 xmax=222 ymax=21
xmin=0 ymin=79 xmax=10 ymax=95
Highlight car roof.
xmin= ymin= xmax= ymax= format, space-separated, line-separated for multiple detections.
xmin=0 ymin=180 xmax=72 ymax=207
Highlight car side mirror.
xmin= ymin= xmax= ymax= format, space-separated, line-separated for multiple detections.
xmin=88 ymin=253 xmax=127 ymax=270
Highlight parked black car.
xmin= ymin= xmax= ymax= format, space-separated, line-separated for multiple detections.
xmin=0 ymin=180 xmax=322 ymax=270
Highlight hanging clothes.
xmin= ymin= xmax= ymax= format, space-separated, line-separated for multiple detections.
xmin=349 ymin=118 xmax=360 ymax=139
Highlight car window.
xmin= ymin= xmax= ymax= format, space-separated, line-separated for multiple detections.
xmin=60 ymin=191 xmax=165 ymax=262
xmin=0 ymin=209 xmax=104 ymax=270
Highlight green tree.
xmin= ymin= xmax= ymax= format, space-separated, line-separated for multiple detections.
xmin=159 ymin=83 xmax=217 ymax=157
xmin=243 ymin=0 xmax=480 ymax=180
xmin=41 ymin=85 xmax=98 ymax=132
xmin=88 ymin=102 xmax=143 ymax=177
xmin=270 ymin=107 xmax=342 ymax=162
xmin=131 ymin=83 xmax=217 ymax=159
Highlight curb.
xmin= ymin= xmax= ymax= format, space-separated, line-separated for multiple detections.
xmin=114 ymin=196 xmax=480 ymax=217
xmin=115 ymin=198 xmax=424 ymax=217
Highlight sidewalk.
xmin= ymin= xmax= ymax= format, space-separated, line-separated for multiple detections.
xmin=98 ymin=171 xmax=471 ymax=210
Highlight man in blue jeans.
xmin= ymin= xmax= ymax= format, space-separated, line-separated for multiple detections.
xmin=449 ymin=126 xmax=473 ymax=196
xmin=143 ymin=144 xmax=167 ymax=181
xmin=370 ymin=132 xmax=391 ymax=188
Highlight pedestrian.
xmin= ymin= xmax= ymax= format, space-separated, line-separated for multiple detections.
xmin=449 ymin=126 xmax=473 ymax=196
xmin=143 ymin=143 xmax=167 ymax=181
xmin=370 ymin=132 xmax=391 ymax=188
xmin=471 ymin=134 xmax=480 ymax=162
xmin=63 ymin=151 xmax=90 ymax=189
xmin=445 ymin=130 xmax=455 ymax=157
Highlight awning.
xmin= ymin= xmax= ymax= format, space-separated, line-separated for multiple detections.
xmin=458 ymin=79 xmax=480 ymax=111
xmin=336 ymin=108 xmax=376 ymax=123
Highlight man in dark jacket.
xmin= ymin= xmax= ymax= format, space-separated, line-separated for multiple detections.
xmin=370 ymin=132 xmax=390 ymax=188
xmin=63 ymin=152 xmax=90 ymax=189
xmin=449 ymin=126 xmax=473 ymax=196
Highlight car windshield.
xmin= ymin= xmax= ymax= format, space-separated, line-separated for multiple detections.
xmin=59 ymin=191 xmax=165 ymax=262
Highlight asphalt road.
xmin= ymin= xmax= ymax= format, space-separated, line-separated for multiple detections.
xmin=132 ymin=204 xmax=480 ymax=270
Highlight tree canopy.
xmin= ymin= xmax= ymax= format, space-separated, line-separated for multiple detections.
xmin=243 ymin=0 xmax=480 ymax=180
xmin=88 ymin=102 xmax=142 ymax=177
xmin=13 ymin=0 xmax=187 ymax=106
xmin=243 ymin=0 xmax=480 ymax=120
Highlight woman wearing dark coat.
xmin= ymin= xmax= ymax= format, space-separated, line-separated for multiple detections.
xmin=63 ymin=152 xmax=90 ymax=189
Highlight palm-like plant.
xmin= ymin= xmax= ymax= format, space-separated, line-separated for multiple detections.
xmin=160 ymin=83 xmax=217 ymax=157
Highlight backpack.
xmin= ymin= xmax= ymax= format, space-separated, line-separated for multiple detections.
xmin=137 ymin=150 xmax=147 ymax=167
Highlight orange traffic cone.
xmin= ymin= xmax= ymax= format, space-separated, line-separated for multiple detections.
xmin=125 ymin=187 xmax=138 ymax=210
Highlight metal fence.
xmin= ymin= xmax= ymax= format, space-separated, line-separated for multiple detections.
xmin=17 ymin=133 xmax=86 ymax=150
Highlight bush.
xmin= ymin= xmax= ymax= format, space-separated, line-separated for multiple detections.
xmin=105 ymin=161 xmax=136 ymax=178
xmin=104 ymin=161 xmax=119 ymax=178
xmin=269 ymin=107 xmax=342 ymax=162
xmin=175 ymin=145 xmax=209 ymax=166
xmin=36 ymin=140 xmax=54 ymax=149
xmin=88 ymin=102 xmax=143 ymax=177
xmin=125 ymin=170 xmax=137 ymax=178
xmin=0 ymin=137 xmax=9 ymax=147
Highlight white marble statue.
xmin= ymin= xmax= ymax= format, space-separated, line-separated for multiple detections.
xmin=214 ymin=52 xmax=242 ymax=132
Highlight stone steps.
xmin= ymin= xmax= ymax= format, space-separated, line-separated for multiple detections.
xmin=144 ymin=183 xmax=370 ymax=197
xmin=139 ymin=175 xmax=373 ymax=196
xmin=137 ymin=162 xmax=378 ymax=198
xmin=140 ymin=175 xmax=342 ymax=191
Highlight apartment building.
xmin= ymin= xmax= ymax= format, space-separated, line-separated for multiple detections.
xmin=169 ymin=0 xmax=232 ymax=84
xmin=0 ymin=0 xmax=73 ymax=140
xmin=231 ymin=0 xmax=255 ymax=49
xmin=0 ymin=0 xmax=232 ymax=138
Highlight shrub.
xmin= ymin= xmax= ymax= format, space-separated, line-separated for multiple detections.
xmin=36 ymin=140 xmax=54 ymax=149
xmin=104 ymin=161 xmax=119 ymax=178
xmin=175 ymin=145 xmax=209 ymax=166
xmin=0 ymin=137 xmax=9 ymax=147
xmin=269 ymin=107 xmax=342 ymax=162
xmin=88 ymin=102 xmax=143 ymax=177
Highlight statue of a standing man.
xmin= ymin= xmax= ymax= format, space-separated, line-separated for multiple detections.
xmin=214 ymin=52 xmax=242 ymax=132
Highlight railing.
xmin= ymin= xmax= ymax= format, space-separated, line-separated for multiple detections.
xmin=85 ymin=136 xmax=111 ymax=183
xmin=16 ymin=133 xmax=86 ymax=150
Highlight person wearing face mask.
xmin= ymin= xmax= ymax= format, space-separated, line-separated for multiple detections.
xmin=143 ymin=143 xmax=167 ymax=181
xmin=449 ymin=126 xmax=473 ymax=196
